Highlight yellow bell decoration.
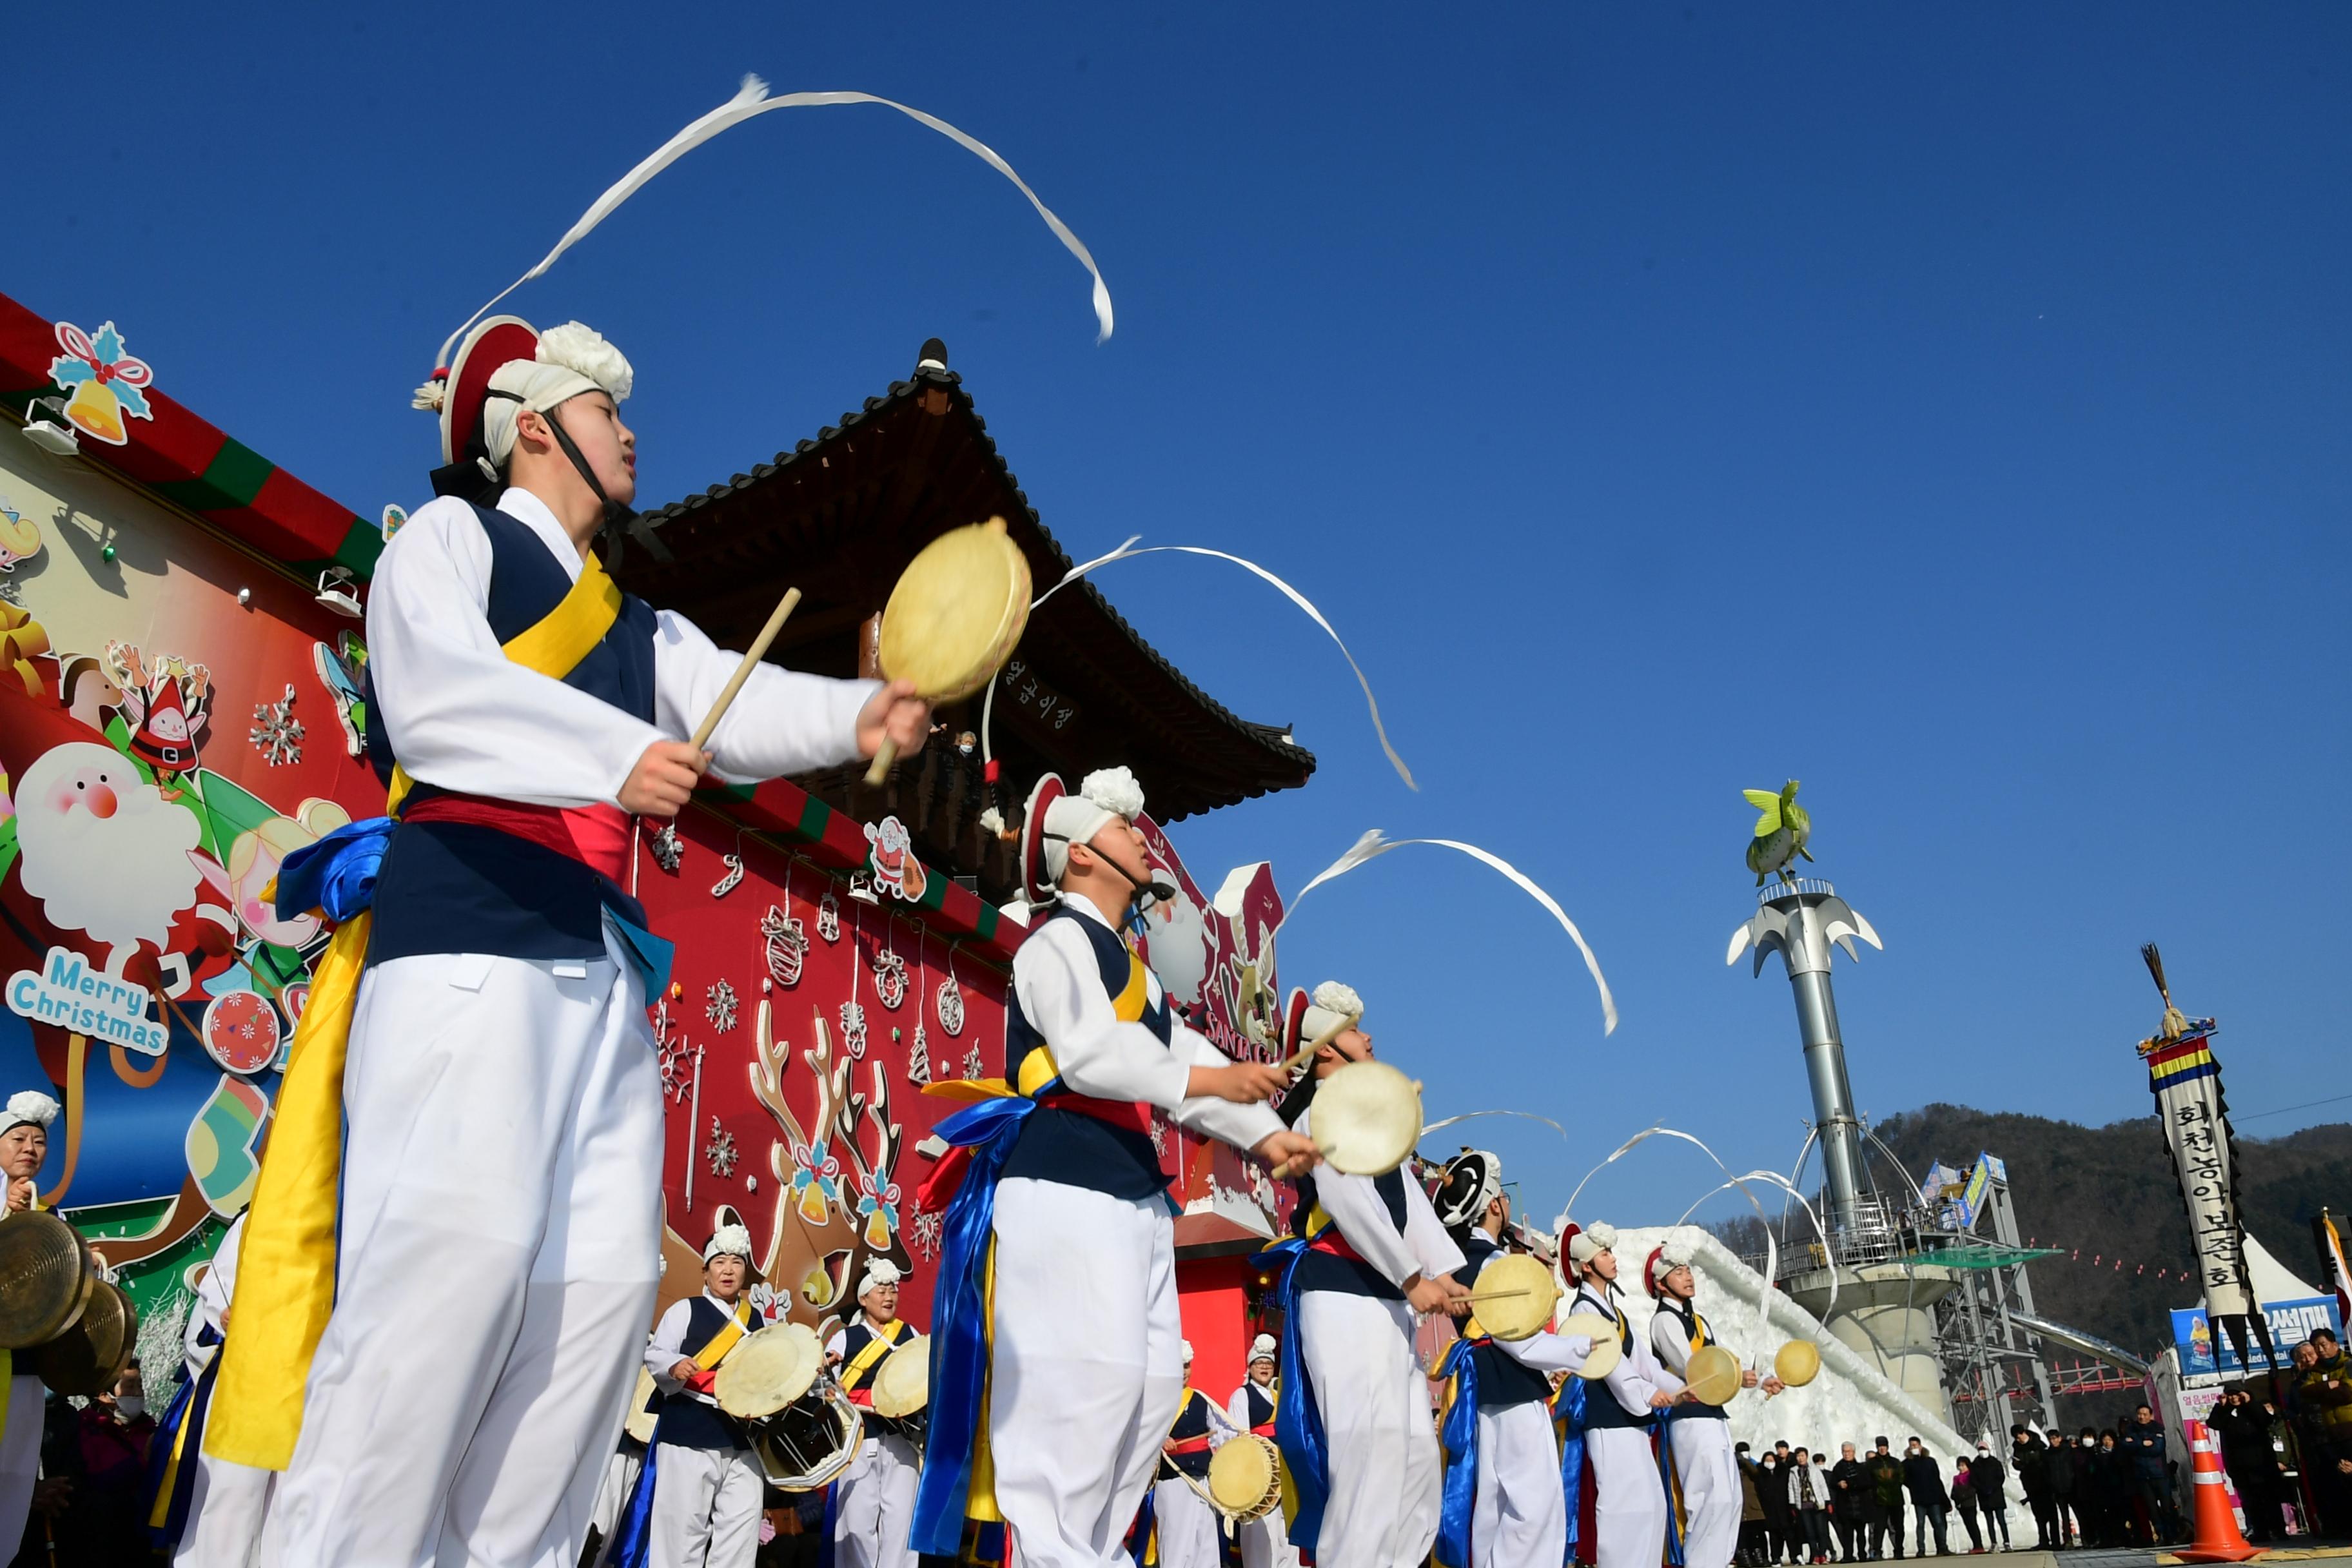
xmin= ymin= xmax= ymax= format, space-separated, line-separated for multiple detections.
xmin=64 ymin=380 xmax=126 ymax=445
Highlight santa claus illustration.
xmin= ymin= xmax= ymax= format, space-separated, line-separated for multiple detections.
xmin=15 ymin=740 xmax=207 ymax=974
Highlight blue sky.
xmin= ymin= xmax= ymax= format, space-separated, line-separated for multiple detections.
xmin=11 ymin=3 xmax=2347 ymax=1231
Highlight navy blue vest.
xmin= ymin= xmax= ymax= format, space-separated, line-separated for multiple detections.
xmin=999 ymin=908 xmax=1175 ymax=1201
xmin=1451 ymin=1235 xmax=1556 ymax=1410
xmin=365 ymin=502 xmax=659 ymax=966
xmin=838 ymin=1319 xmax=910 ymax=1395
xmin=1292 ymin=1167 xmax=1410 ymax=1301
xmin=1240 ymin=1382 xmax=1276 ymax=1432
xmin=1571 ymin=1286 xmax=1654 ymax=1431
xmin=1160 ymin=1389 xmax=1215 ymax=1480
xmin=656 ymin=1297 xmax=751 ymax=1451
xmin=1655 ymin=1300 xmax=1729 ymax=1420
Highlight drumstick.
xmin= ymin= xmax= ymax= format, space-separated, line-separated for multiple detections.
xmin=690 ymin=587 xmax=803 ymax=752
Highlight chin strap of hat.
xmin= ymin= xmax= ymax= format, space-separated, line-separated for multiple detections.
xmin=459 ymin=390 xmax=672 ymax=565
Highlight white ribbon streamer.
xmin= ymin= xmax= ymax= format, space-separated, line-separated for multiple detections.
xmin=1036 ymin=537 xmax=1415 ymax=790
xmin=435 ymin=75 xmax=1113 ymax=369
xmin=1271 ymin=829 xmax=1614 ymax=1035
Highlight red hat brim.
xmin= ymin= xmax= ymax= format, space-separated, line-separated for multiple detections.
xmin=1019 ymin=774 xmax=1068 ymax=906
xmin=439 ymin=317 xmax=538 ymax=466
xmin=1280 ymin=987 xmax=1312 ymax=1059
xmin=1644 ymin=1244 xmax=1669 ymax=1297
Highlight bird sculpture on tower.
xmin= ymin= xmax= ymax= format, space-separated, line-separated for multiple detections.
xmin=1743 ymin=779 xmax=1813 ymax=885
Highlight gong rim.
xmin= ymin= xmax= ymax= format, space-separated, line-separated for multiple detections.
xmin=875 ymin=518 xmax=1032 ymax=703
xmin=28 ymin=1278 xmax=135 ymax=1397
xmin=1309 ymin=1060 xmax=1422 ymax=1177
xmin=0 ymin=1210 xmax=97 ymax=1350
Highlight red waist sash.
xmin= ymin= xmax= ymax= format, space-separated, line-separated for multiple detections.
xmin=1308 ymin=1228 xmax=1371 ymax=1265
xmin=1251 ymin=1421 xmax=1277 ymax=1438
xmin=1165 ymin=1433 xmax=1214 ymax=1456
xmin=401 ymin=792 xmax=632 ymax=884
xmin=914 ymin=1090 xmax=1157 ymax=1215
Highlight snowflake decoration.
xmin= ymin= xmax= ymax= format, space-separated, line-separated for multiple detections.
xmin=705 ymin=979 xmax=738 ymax=1034
xmin=248 ymin=684 xmax=304 ymax=766
xmin=964 ymin=1043 xmax=985 ymax=1082
xmin=711 ymin=853 xmax=744 ymax=898
xmin=873 ymin=948 xmax=908 ymax=1011
xmin=760 ymin=905 xmax=807 ymax=988
xmin=908 ymin=1022 xmax=932 ymax=1088
xmin=838 ymin=1001 xmax=868 ymax=1061
xmin=647 ymin=823 xmax=683 ymax=874
xmin=909 ymin=1208 xmax=943 ymax=1262
xmin=816 ymin=890 xmax=841 ymax=943
xmin=705 ymin=1118 xmax=739 ymax=1179
xmin=935 ymin=975 xmax=965 ymax=1037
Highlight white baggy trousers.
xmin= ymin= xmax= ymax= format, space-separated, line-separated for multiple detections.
xmin=833 ymin=1431 xmax=921 ymax=1568
xmin=1237 ymin=1501 xmax=1298 ymax=1568
xmin=1587 ymin=1424 xmax=1669 ymax=1568
xmin=1472 ymin=1400 xmax=1567 ymax=1568
xmin=1154 ymin=1475 xmax=1221 ymax=1568
xmin=1667 ymin=1416 xmax=1738 ymax=1568
xmin=260 ymin=936 xmax=663 ymax=1568
xmin=647 ymin=1442 xmax=763 ymax=1568
xmin=1297 ymin=1291 xmax=1440 ymax=1568
xmin=988 ymin=1177 xmax=1182 ymax=1568
xmin=176 ymin=1452 xmax=275 ymax=1567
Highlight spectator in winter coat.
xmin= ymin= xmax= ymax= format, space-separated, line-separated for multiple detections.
xmin=2010 ymin=1426 xmax=2054 ymax=1548
xmin=2291 ymin=1331 xmax=2352 ymax=1538
xmin=1867 ymin=1439 xmax=1908 ymax=1560
xmin=1967 ymin=1443 xmax=2011 ymax=1551
xmin=2119 ymin=1402 xmax=2179 ymax=1544
xmin=1902 ymin=1437 xmax=1950 ymax=1556
xmin=49 ymin=1363 xmax=156 ymax=1565
xmin=1787 ymin=1447 xmax=1835 ymax=1564
xmin=2044 ymin=1433 xmax=2080 ymax=1546
xmin=2208 ymin=1387 xmax=2286 ymax=1542
xmin=1830 ymin=1444 xmax=1873 ymax=1562
xmin=1949 ymin=1458 xmax=1984 ymax=1553
xmin=1756 ymin=1449 xmax=1794 ymax=1564
xmin=1740 ymin=1444 xmax=1773 ymax=1566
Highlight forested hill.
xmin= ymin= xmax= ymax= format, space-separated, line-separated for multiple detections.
xmin=1720 ymin=1106 xmax=2352 ymax=1363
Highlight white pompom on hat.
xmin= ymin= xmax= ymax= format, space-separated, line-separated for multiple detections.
xmin=1644 ymin=1227 xmax=1700 ymax=1297
xmin=703 ymin=1223 xmax=755 ymax=1264
xmin=1249 ymin=1334 xmax=1277 ymax=1364
xmin=1300 ymin=980 xmax=1364 ymax=1045
xmin=1567 ymin=1220 xmax=1618 ymax=1266
xmin=3 ymin=1091 xmax=60 ymax=1136
xmin=478 ymin=322 xmax=634 ymax=471
xmin=858 ymin=1257 xmax=905 ymax=1299
xmin=1181 ymin=1339 xmax=1195 ymax=1364
xmin=1026 ymin=766 xmax=1150 ymax=899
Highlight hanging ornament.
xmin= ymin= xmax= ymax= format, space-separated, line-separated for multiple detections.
xmin=705 ymin=979 xmax=738 ymax=1034
xmin=817 ymin=889 xmax=841 ymax=943
xmin=652 ymin=1000 xmax=691 ymax=1104
xmin=936 ymin=966 xmax=966 ymax=1038
xmin=909 ymin=1207 xmax=943 ymax=1262
xmin=705 ymin=1119 xmax=740 ymax=1179
xmin=874 ymin=944 xmax=908 ymax=1012
xmin=711 ymin=852 xmax=744 ymax=899
xmin=760 ymin=904 xmax=807 ymax=988
xmin=648 ymin=822 xmax=683 ymax=874
xmin=908 ymin=1021 xmax=932 ymax=1088
xmin=963 ymin=1041 xmax=984 ymax=1082
xmin=838 ymin=1001 xmax=868 ymax=1062
xmin=248 ymin=684 xmax=304 ymax=767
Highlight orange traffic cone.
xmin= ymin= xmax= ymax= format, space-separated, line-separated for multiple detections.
xmin=2174 ymin=1418 xmax=2261 ymax=1563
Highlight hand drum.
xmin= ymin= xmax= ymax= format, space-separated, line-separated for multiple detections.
xmin=863 ymin=517 xmax=1032 ymax=783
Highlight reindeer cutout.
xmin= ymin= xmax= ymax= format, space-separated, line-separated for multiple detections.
xmin=746 ymin=998 xmax=914 ymax=1342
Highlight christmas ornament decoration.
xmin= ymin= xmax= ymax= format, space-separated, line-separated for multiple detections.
xmin=249 ymin=684 xmax=304 ymax=767
xmin=648 ymin=823 xmax=683 ymax=874
xmin=908 ymin=1021 xmax=932 ymax=1088
xmin=838 ymin=1001 xmax=868 ymax=1062
xmin=761 ymin=903 xmax=807 ymax=988
xmin=874 ymin=944 xmax=908 ymax=1011
xmin=705 ymin=1119 xmax=740 ymax=1179
xmin=817 ymin=889 xmax=841 ymax=943
xmin=712 ymin=852 xmax=745 ymax=898
xmin=47 ymin=321 xmax=155 ymax=446
xmin=705 ymin=979 xmax=738 ymax=1034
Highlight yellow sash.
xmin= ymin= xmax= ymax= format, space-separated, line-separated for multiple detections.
xmin=842 ymin=1318 xmax=906 ymax=1391
xmin=694 ymin=1297 xmax=754 ymax=1371
xmin=207 ymin=547 xmax=623 ymax=1471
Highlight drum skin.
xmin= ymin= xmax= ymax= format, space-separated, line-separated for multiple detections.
xmin=716 ymin=1322 xmax=822 ymax=1419
xmin=1208 ymin=1433 xmax=1283 ymax=1522
xmin=870 ymin=1334 xmax=930 ymax=1419
xmin=1557 ymin=1312 xmax=1621 ymax=1380
xmin=1774 ymin=1338 xmax=1822 ymax=1387
xmin=876 ymin=518 xmax=1031 ymax=703
xmin=1683 ymin=1344 xmax=1743 ymax=1406
xmin=1467 ymin=1254 xmax=1559 ymax=1342
xmin=1308 ymin=1061 xmax=1422 ymax=1177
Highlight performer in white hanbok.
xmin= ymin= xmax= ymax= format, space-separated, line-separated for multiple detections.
xmin=1 ymin=1092 xmax=60 ymax=1555
xmin=1152 ymin=1342 xmax=1231 ymax=1568
xmin=1260 ymin=983 xmax=1470 ymax=1568
xmin=827 ymin=1258 xmax=921 ymax=1568
xmin=1563 ymin=1222 xmax=1684 ymax=1568
xmin=638 ymin=1226 xmax=767 ymax=1568
xmin=912 ymin=769 xmax=1317 ymax=1568
xmin=1225 ymin=1337 xmax=1297 ymax=1568
xmin=233 ymin=319 xmax=930 ymax=1568
xmin=1432 ymin=1150 xmax=1598 ymax=1568
xmin=1645 ymin=1231 xmax=1781 ymax=1568
xmin=150 ymin=1210 xmax=277 ymax=1567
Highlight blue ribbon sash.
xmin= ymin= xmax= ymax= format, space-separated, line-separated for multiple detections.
xmin=910 ymin=1094 xmax=1039 ymax=1556
xmin=1434 ymin=1337 xmax=1484 ymax=1568
xmin=607 ymin=1421 xmax=661 ymax=1568
xmin=1251 ymin=1236 xmax=1335 ymax=1556
xmin=1554 ymin=1375 xmax=1590 ymax=1563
